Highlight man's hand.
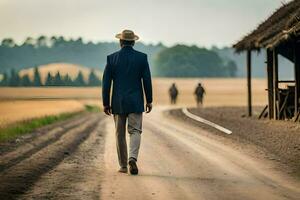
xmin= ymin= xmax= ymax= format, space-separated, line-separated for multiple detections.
xmin=145 ymin=103 xmax=152 ymax=113
xmin=104 ymin=106 xmax=112 ymax=116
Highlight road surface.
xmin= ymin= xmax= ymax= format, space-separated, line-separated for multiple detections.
xmin=1 ymin=108 xmax=300 ymax=200
xmin=101 ymin=107 xmax=300 ymax=200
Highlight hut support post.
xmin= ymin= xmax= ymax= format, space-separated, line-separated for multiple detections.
xmin=247 ymin=50 xmax=252 ymax=117
xmin=266 ymin=49 xmax=274 ymax=119
xmin=273 ymin=48 xmax=279 ymax=119
xmin=294 ymin=42 xmax=300 ymax=116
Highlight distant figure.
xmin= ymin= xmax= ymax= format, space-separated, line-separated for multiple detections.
xmin=169 ymin=83 xmax=178 ymax=104
xmin=194 ymin=83 xmax=205 ymax=107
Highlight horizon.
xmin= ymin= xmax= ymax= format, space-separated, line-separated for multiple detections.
xmin=0 ymin=0 xmax=292 ymax=48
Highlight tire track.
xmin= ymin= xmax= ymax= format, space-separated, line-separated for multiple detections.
xmin=20 ymin=118 xmax=107 ymax=200
xmin=0 ymin=113 xmax=103 ymax=200
xmin=0 ymin=115 xmax=91 ymax=172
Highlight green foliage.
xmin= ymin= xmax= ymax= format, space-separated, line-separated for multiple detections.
xmin=0 ymin=72 xmax=8 ymax=86
xmin=53 ymin=72 xmax=63 ymax=86
xmin=37 ymin=36 xmax=47 ymax=47
xmin=62 ymin=74 xmax=73 ymax=86
xmin=45 ymin=72 xmax=54 ymax=86
xmin=0 ymin=36 xmax=165 ymax=73
xmin=153 ymin=45 xmax=237 ymax=77
xmin=84 ymin=104 xmax=101 ymax=112
xmin=0 ymin=68 xmax=101 ymax=87
xmin=23 ymin=37 xmax=35 ymax=46
xmin=9 ymin=69 xmax=20 ymax=86
xmin=0 ymin=36 xmax=240 ymax=78
xmin=74 ymin=71 xmax=85 ymax=86
xmin=1 ymin=38 xmax=15 ymax=47
xmin=88 ymin=69 xmax=101 ymax=86
xmin=20 ymin=74 xmax=32 ymax=86
xmin=0 ymin=112 xmax=81 ymax=143
xmin=225 ymin=60 xmax=238 ymax=77
xmin=33 ymin=67 xmax=42 ymax=86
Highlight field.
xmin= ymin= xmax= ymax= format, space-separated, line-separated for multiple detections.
xmin=153 ymin=78 xmax=267 ymax=106
xmin=0 ymin=78 xmax=267 ymax=127
xmin=0 ymin=100 xmax=85 ymax=128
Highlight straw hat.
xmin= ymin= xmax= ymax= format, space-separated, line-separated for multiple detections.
xmin=115 ymin=30 xmax=139 ymax=41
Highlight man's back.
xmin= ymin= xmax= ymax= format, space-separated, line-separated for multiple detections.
xmin=102 ymin=30 xmax=152 ymax=175
xmin=195 ymin=85 xmax=205 ymax=97
xmin=102 ymin=46 xmax=152 ymax=114
xmin=169 ymin=85 xmax=178 ymax=97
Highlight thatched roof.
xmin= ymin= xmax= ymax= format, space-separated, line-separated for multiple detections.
xmin=233 ymin=0 xmax=300 ymax=52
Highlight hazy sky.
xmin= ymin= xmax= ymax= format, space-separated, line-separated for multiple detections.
xmin=0 ymin=0 xmax=291 ymax=47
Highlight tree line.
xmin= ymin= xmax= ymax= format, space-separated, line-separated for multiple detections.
xmin=0 ymin=36 xmax=240 ymax=78
xmin=0 ymin=36 xmax=164 ymax=73
xmin=153 ymin=45 xmax=237 ymax=77
xmin=0 ymin=67 xmax=101 ymax=87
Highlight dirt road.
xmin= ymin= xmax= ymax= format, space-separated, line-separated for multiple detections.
xmin=1 ymin=108 xmax=300 ymax=200
xmin=101 ymin=107 xmax=300 ymax=200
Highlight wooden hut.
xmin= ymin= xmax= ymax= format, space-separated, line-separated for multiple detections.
xmin=233 ymin=0 xmax=300 ymax=121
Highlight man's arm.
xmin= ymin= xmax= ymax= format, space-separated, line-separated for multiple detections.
xmin=194 ymin=88 xmax=198 ymax=95
xmin=142 ymin=55 xmax=153 ymax=113
xmin=102 ymin=56 xmax=113 ymax=115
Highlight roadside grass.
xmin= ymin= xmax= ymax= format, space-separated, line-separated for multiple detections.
xmin=0 ymin=104 xmax=101 ymax=143
xmin=84 ymin=104 xmax=101 ymax=112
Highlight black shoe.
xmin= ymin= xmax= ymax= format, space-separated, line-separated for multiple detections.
xmin=128 ymin=160 xmax=138 ymax=175
xmin=118 ymin=167 xmax=128 ymax=173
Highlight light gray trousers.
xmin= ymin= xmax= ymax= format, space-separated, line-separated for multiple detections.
xmin=113 ymin=113 xmax=142 ymax=168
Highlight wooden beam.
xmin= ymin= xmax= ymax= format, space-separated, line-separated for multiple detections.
xmin=247 ymin=50 xmax=252 ymax=117
xmin=294 ymin=41 xmax=300 ymax=116
xmin=273 ymin=48 xmax=279 ymax=119
xmin=266 ymin=49 xmax=274 ymax=119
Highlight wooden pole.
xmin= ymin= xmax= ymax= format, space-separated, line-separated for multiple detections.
xmin=294 ymin=41 xmax=300 ymax=116
xmin=266 ymin=49 xmax=274 ymax=119
xmin=247 ymin=50 xmax=252 ymax=117
xmin=273 ymin=48 xmax=279 ymax=119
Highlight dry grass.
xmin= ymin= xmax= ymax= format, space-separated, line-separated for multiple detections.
xmin=0 ymin=100 xmax=85 ymax=128
xmin=0 ymin=87 xmax=101 ymax=100
xmin=0 ymin=78 xmax=267 ymax=127
xmin=153 ymin=78 xmax=267 ymax=107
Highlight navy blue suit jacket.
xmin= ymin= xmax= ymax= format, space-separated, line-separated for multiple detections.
xmin=102 ymin=46 xmax=153 ymax=114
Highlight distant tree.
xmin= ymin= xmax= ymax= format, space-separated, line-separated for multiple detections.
xmin=50 ymin=36 xmax=58 ymax=47
xmin=0 ymin=72 xmax=8 ymax=86
xmin=76 ymin=37 xmax=83 ymax=44
xmin=154 ymin=44 xmax=231 ymax=77
xmin=1 ymin=38 xmax=15 ymax=47
xmin=88 ymin=69 xmax=101 ymax=86
xmin=62 ymin=74 xmax=74 ymax=86
xmin=24 ymin=37 xmax=35 ymax=46
xmin=37 ymin=36 xmax=47 ymax=47
xmin=9 ymin=69 xmax=20 ymax=86
xmin=53 ymin=72 xmax=63 ymax=86
xmin=45 ymin=72 xmax=54 ymax=86
xmin=225 ymin=60 xmax=238 ymax=77
xmin=74 ymin=71 xmax=85 ymax=86
xmin=33 ymin=67 xmax=42 ymax=86
xmin=54 ymin=36 xmax=67 ymax=47
xmin=20 ymin=74 xmax=32 ymax=86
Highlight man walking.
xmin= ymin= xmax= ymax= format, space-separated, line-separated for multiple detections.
xmin=194 ymin=83 xmax=205 ymax=107
xmin=102 ymin=30 xmax=153 ymax=175
xmin=169 ymin=83 xmax=178 ymax=105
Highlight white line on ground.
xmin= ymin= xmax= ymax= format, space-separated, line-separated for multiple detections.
xmin=182 ymin=108 xmax=232 ymax=135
